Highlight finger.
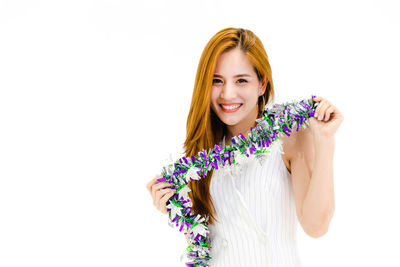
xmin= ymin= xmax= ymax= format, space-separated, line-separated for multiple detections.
xmin=314 ymin=100 xmax=326 ymax=119
xmin=318 ymin=101 xmax=332 ymax=121
xmin=319 ymin=103 xmax=331 ymax=121
xmin=154 ymin=188 xmax=169 ymax=206
xmin=152 ymin=182 xmax=174 ymax=201
xmin=154 ymin=187 xmax=175 ymax=206
xmin=313 ymin=96 xmax=324 ymax=103
xmin=155 ymin=189 xmax=175 ymax=210
xmin=324 ymin=106 xmax=335 ymax=121
xmin=313 ymin=96 xmax=328 ymax=115
xmin=146 ymin=176 xmax=160 ymax=192
xmin=318 ymin=102 xmax=331 ymax=121
xmin=159 ymin=190 xmax=176 ymax=214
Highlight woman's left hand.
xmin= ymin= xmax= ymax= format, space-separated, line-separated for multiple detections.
xmin=308 ymin=96 xmax=344 ymax=138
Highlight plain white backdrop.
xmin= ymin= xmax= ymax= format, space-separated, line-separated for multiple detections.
xmin=1 ymin=0 xmax=399 ymax=266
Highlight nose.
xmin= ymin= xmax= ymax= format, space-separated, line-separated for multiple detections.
xmin=220 ymin=80 xmax=237 ymax=100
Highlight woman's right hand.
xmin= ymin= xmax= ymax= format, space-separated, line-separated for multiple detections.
xmin=146 ymin=175 xmax=176 ymax=214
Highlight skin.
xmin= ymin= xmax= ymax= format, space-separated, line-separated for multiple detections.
xmin=281 ymin=95 xmax=343 ymax=238
xmin=146 ymin=47 xmax=344 ymax=241
xmin=209 ymin=47 xmax=268 ymax=142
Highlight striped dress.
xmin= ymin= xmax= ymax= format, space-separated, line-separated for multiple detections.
xmin=207 ymin=135 xmax=302 ymax=267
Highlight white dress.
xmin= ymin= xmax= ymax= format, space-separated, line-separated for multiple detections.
xmin=207 ymin=135 xmax=302 ymax=267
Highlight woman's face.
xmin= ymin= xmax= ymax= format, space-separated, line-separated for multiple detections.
xmin=210 ymin=47 xmax=266 ymax=130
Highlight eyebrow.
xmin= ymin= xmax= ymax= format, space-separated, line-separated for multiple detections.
xmin=213 ymin=73 xmax=251 ymax=78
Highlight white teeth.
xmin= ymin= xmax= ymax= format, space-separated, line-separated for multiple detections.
xmin=221 ymin=104 xmax=241 ymax=110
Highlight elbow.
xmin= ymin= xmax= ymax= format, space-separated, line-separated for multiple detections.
xmin=306 ymin=225 xmax=329 ymax=238
xmin=303 ymin=214 xmax=334 ymax=238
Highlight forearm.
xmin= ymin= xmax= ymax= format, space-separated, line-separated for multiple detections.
xmin=302 ymin=134 xmax=335 ymax=230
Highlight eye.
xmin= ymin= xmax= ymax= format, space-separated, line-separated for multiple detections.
xmin=213 ymin=79 xmax=222 ymax=84
xmin=237 ymin=79 xmax=247 ymax=83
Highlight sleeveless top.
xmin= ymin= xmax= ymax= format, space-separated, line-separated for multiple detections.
xmin=207 ymin=135 xmax=302 ymax=267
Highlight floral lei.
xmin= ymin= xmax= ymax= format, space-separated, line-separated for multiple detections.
xmin=157 ymin=95 xmax=319 ymax=266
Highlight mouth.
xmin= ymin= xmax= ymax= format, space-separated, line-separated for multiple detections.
xmin=219 ymin=103 xmax=243 ymax=113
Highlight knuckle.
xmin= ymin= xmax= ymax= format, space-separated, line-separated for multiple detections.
xmin=151 ymin=187 xmax=157 ymax=195
xmin=155 ymin=190 xmax=164 ymax=198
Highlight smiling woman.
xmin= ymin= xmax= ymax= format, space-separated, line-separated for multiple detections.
xmin=147 ymin=27 xmax=342 ymax=267
xmin=210 ymin=47 xmax=268 ymax=144
xmin=182 ymin=28 xmax=275 ymax=231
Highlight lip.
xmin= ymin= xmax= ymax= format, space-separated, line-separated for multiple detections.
xmin=220 ymin=103 xmax=243 ymax=113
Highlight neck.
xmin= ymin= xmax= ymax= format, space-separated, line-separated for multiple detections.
xmin=225 ymin=105 xmax=259 ymax=145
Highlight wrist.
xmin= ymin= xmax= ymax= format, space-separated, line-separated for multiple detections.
xmin=313 ymin=133 xmax=335 ymax=145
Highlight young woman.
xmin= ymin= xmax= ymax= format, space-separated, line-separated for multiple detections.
xmin=146 ymin=27 xmax=343 ymax=266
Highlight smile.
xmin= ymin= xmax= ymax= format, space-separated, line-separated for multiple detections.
xmin=220 ymin=103 xmax=243 ymax=113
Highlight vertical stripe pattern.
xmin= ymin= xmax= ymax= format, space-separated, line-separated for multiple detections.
xmin=207 ymin=136 xmax=302 ymax=267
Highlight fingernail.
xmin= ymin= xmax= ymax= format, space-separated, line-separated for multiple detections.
xmin=314 ymin=113 xmax=318 ymax=118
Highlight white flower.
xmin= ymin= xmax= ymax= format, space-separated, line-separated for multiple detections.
xmin=177 ymin=184 xmax=191 ymax=200
xmin=161 ymin=148 xmax=186 ymax=175
xmin=217 ymin=150 xmax=250 ymax=177
xmin=191 ymin=223 xmax=208 ymax=237
xmin=185 ymin=165 xmax=201 ymax=182
xmin=166 ymin=202 xmax=183 ymax=220
xmin=233 ymin=150 xmax=251 ymax=165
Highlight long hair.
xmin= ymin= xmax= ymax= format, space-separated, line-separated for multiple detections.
xmin=184 ymin=27 xmax=275 ymax=225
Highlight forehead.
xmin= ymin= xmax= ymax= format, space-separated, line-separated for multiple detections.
xmin=213 ymin=48 xmax=255 ymax=77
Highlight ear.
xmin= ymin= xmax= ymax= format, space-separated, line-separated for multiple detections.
xmin=259 ymin=78 xmax=268 ymax=95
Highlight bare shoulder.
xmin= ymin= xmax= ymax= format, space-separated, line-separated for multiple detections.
xmin=280 ymin=126 xmax=313 ymax=173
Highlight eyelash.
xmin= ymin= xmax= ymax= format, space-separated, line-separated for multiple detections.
xmin=212 ymin=79 xmax=247 ymax=84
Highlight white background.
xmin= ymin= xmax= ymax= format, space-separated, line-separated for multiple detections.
xmin=1 ymin=0 xmax=399 ymax=266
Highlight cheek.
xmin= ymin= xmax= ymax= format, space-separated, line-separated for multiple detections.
xmin=210 ymin=87 xmax=219 ymax=103
xmin=240 ymin=92 xmax=259 ymax=109
xmin=240 ymin=91 xmax=256 ymax=103
xmin=210 ymin=88 xmax=219 ymax=110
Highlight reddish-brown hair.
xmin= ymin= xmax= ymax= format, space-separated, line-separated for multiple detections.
xmin=184 ymin=27 xmax=275 ymax=225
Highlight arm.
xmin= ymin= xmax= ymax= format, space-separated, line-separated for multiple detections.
xmin=281 ymin=126 xmax=335 ymax=238
xmin=300 ymin=131 xmax=335 ymax=237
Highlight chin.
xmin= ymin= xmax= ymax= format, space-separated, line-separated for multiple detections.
xmin=220 ymin=116 xmax=241 ymax=126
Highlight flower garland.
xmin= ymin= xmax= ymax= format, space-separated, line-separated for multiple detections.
xmin=157 ymin=95 xmax=319 ymax=267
